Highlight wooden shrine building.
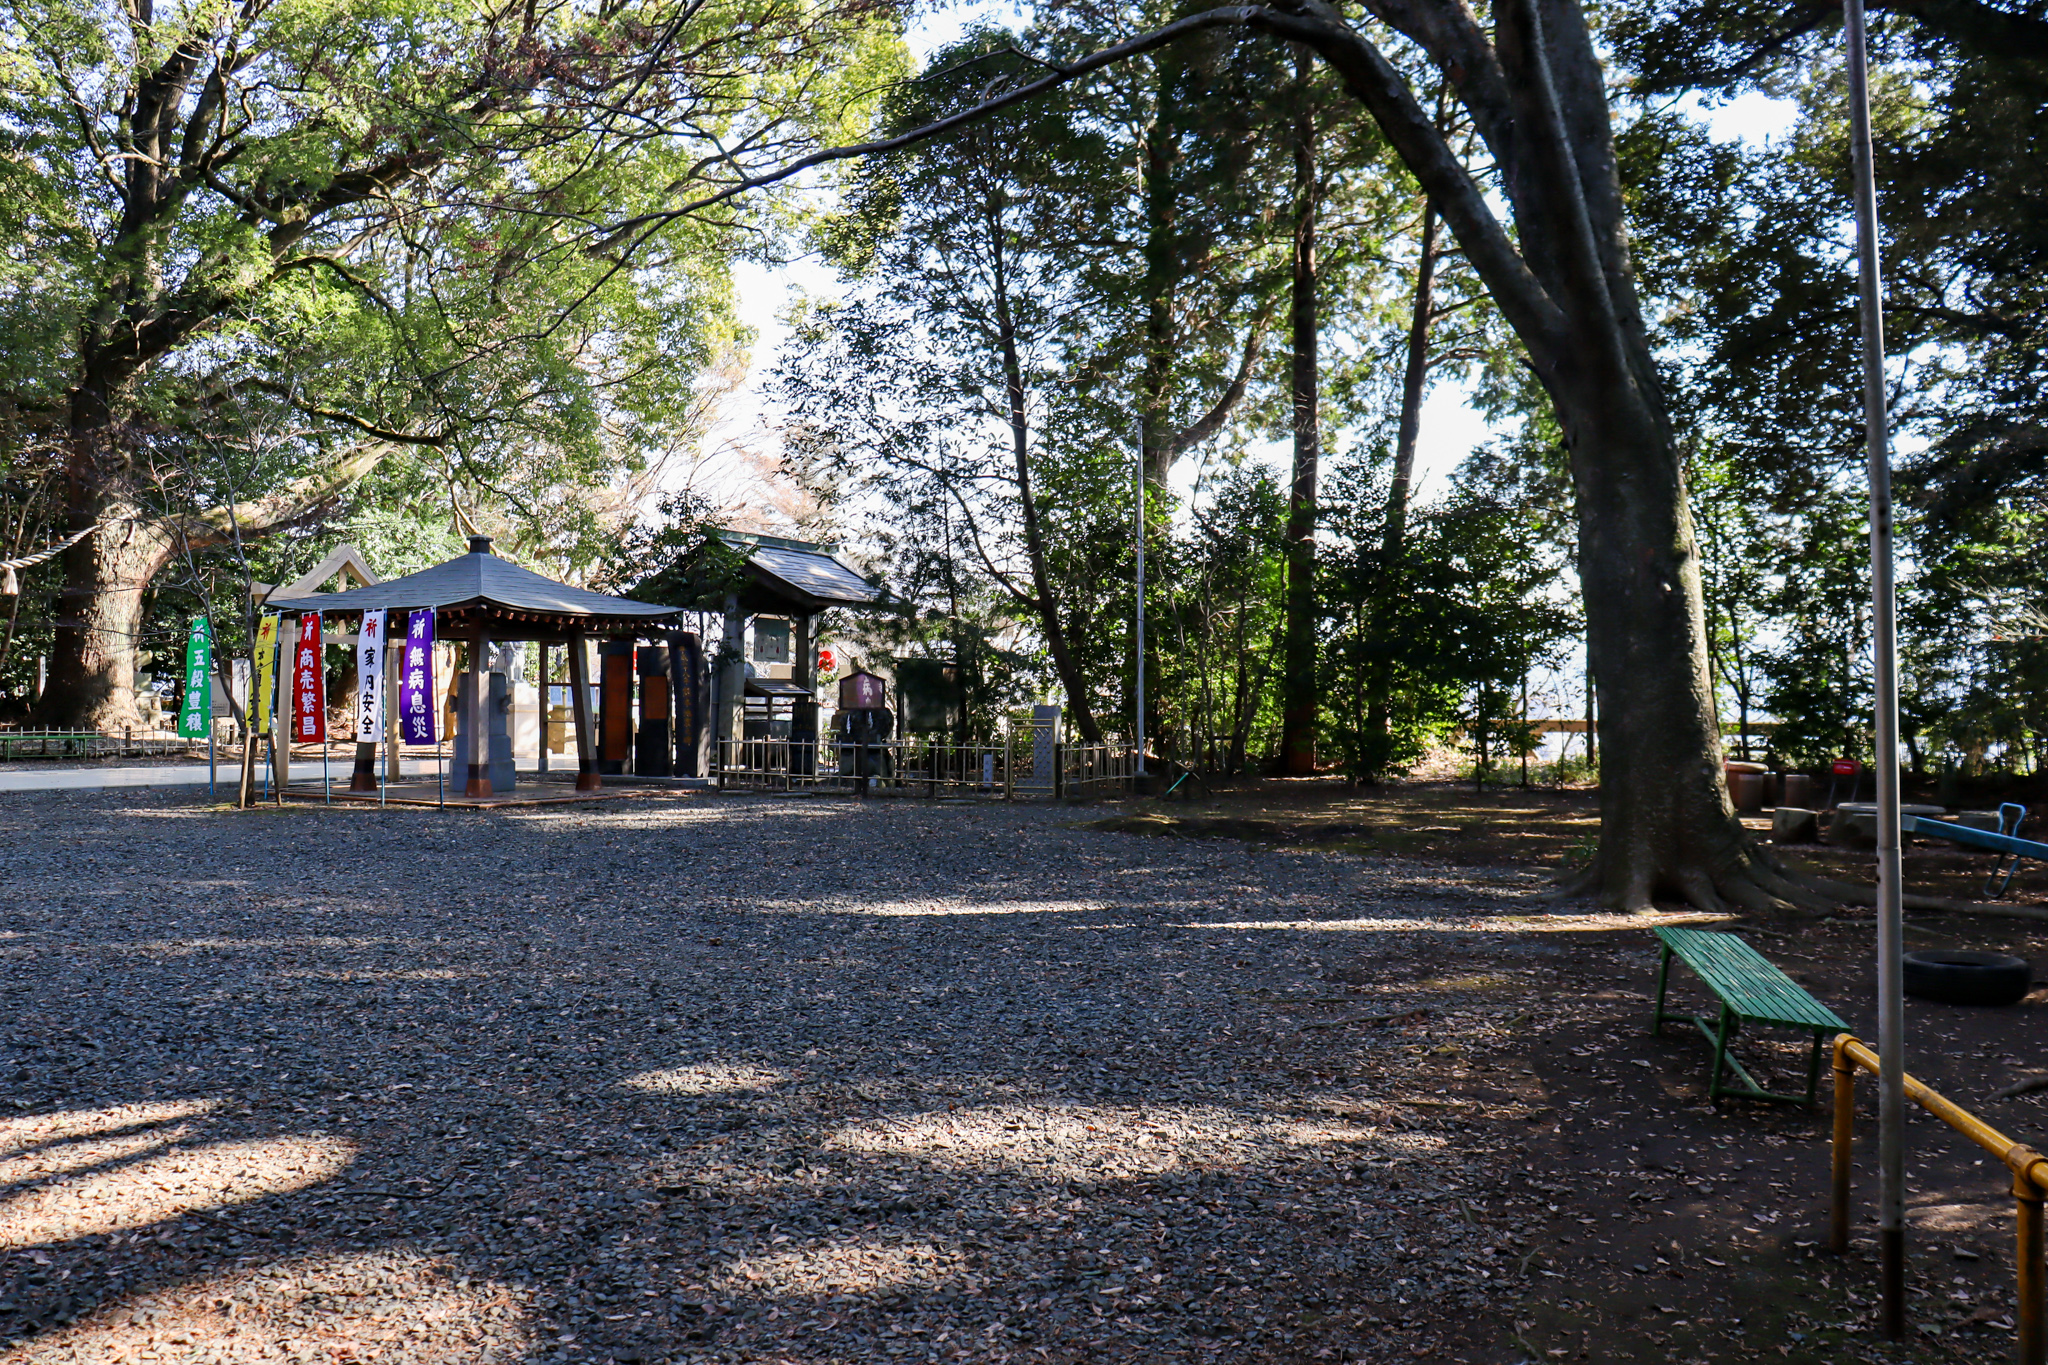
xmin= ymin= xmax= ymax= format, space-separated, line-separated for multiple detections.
xmin=265 ymin=536 xmax=698 ymax=800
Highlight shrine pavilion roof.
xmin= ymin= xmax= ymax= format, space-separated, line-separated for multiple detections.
xmin=265 ymin=537 xmax=680 ymax=637
xmin=713 ymin=530 xmax=883 ymax=614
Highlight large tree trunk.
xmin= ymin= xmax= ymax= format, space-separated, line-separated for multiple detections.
xmin=1564 ymin=371 xmax=1756 ymax=909
xmin=44 ymin=502 xmax=177 ymax=732
xmin=1277 ymin=49 xmax=1320 ymax=776
xmin=42 ymin=380 xmax=176 ymax=732
xmin=1249 ymin=0 xmax=1807 ymax=910
xmin=40 ymin=398 xmax=394 ymax=731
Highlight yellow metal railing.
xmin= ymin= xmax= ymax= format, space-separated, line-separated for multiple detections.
xmin=1832 ymin=1034 xmax=2047 ymax=1362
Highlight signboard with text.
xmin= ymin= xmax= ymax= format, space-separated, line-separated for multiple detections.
xmin=398 ymin=609 xmax=437 ymax=745
xmin=356 ymin=609 xmax=386 ymax=740
xmin=291 ymin=613 xmax=326 ymax=743
xmin=175 ymin=618 xmax=212 ymax=739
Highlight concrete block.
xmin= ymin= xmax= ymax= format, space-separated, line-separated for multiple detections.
xmin=1773 ymin=807 xmax=1820 ymax=844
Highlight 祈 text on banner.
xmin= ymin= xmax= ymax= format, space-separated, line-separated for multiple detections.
xmin=398 ymin=609 xmax=436 ymax=745
xmin=291 ymin=613 xmax=325 ymax=743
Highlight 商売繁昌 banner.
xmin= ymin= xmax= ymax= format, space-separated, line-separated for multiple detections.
xmin=398 ymin=608 xmax=436 ymax=744
xmin=291 ymin=613 xmax=325 ymax=743
xmin=356 ymin=608 xmax=386 ymax=740
xmin=175 ymin=617 xmax=212 ymax=739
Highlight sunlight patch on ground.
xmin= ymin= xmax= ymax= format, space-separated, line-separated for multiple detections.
xmin=1193 ymin=910 xmax=1735 ymax=934
xmin=0 ymin=1100 xmax=218 ymax=1160
xmin=1505 ymin=911 xmax=1736 ymax=933
xmin=620 ymin=1063 xmax=790 ymax=1096
xmin=824 ymin=1102 xmax=1388 ymax=1181
xmin=0 ymin=1133 xmax=356 ymax=1248
xmin=1910 ymin=1199 xmax=2006 ymax=1233
xmin=792 ymin=897 xmax=1113 ymax=918
xmin=1191 ymin=916 xmax=1481 ymax=933
xmin=714 ymin=1238 xmax=963 ymax=1297
xmin=0 ymin=1248 xmax=531 ymax=1364
xmin=0 ymin=1124 xmax=193 ymax=1189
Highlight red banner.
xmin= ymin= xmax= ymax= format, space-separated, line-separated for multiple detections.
xmin=291 ymin=613 xmax=326 ymax=743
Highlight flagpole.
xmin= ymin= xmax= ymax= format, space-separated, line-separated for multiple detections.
xmin=1134 ymin=428 xmax=1146 ymax=778
xmin=1844 ymin=0 xmax=1907 ymax=1335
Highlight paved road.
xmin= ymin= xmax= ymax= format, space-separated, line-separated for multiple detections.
xmin=0 ymin=758 xmax=444 ymax=792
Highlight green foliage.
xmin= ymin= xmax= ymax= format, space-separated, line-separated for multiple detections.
xmin=2 ymin=0 xmax=907 ymax=721
xmin=1153 ymin=465 xmax=1288 ymax=772
xmin=1316 ymin=450 xmax=1580 ymax=782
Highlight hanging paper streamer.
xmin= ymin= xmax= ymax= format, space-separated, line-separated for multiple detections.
xmin=357 ymin=608 xmax=386 ymax=740
xmin=291 ymin=613 xmax=326 ymax=743
xmin=176 ymin=617 xmax=212 ymax=739
xmin=251 ymin=614 xmax=280 ymax=737
xmin=398 ymin=608 xmax=436 ymax=744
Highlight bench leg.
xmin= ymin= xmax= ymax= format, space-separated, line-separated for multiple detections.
xmin=1708 ymin=1004 xmax=1736 ymax=1104
xmin=1653 ymin=944 xmax=1675 ymax=1034
xmin=1805 ymin=1031 xmax=1825 ymax=1103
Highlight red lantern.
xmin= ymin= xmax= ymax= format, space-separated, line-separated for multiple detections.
xmin=817 ymin=648 xmax=835 ymax=673
xmin=1832 ymin=758 xmax=1860 ymax=776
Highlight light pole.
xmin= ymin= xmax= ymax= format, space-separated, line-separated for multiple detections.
xmin=1844 ymin=0 xmax=1907 ymax=1333
xmin=1134 ymin=433 xmax=1146 ymax=777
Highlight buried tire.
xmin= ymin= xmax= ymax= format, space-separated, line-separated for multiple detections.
xmin=1902 ymin=951 xmax=2034 ymax=1006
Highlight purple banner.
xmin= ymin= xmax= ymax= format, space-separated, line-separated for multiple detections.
xmin=398 ymin=609 xmax=437 ymax=744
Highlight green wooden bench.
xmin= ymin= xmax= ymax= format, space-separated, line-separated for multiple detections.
xmin=1651 ymin=926 xmax=1848 ymax=1105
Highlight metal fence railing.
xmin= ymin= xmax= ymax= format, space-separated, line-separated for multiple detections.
xmin=715 ymin=736 xmax=1137 ymax=800
xmin=0 ymin=727 xmax=212 ymax=761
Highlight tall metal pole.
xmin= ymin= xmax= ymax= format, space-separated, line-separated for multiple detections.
xmin=1844 ymin=0 xmax=1907 ymax=1335
xmin=1134 ymin=434 xmax=1147 ymax=777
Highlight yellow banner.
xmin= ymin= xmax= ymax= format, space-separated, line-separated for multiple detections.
xmin=252 ymin=614 xmax=280 ymax=736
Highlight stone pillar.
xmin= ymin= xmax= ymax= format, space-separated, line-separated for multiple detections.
xmin=465 ymin=627 xmax=491 ymax=797
xmin=792 ymin=613 xmax=818 ymax=776
xmin=568 ymin=633 xmax=599 ymax=791
xmin=716 ymin=594 xmax=746 ymax=750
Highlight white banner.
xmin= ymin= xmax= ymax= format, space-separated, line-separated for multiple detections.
xmin=357 ymin=608 xmax=386 ymax=740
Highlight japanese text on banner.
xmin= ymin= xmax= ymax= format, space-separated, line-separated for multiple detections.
xmin=176 ymin=618 xmax=212 ymax=739
xmin=291 ymin=613 xmax=326 ymax=743
xmin=357 ymin=609 xmax=386 ymax=739
xmin=251 ymin=615 xmax=279 ymax=737
xmin=398 ymin=608 xmax=436 ymax=745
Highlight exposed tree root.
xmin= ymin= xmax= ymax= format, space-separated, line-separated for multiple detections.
xmin=1904 ymin=899 xmax=2048 ymax=924
xmin=1544 ymin=838 xmax=2047 ymax=922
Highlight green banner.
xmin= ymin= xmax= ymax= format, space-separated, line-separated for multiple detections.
xmin=176 ymin=617 xmax=213 ymax=739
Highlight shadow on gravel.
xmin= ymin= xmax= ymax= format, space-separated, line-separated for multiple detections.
xmin=0 ymin=789 xmax=1782 ymax=1364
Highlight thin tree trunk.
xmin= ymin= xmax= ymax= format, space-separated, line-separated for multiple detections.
xmin=1383 ymin=199 xmax=1441 ymax=561
xmin=1278 ymin=47 xmax=1321 ymax=777
xmin=990 ymin=223 xmax=1103 ymax=744
xmin=1358 ymin=197 xmax=1442 ymax=771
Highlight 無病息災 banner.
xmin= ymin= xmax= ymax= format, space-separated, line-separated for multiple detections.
xmin=398 ymin=609 xmax=436 ymax=745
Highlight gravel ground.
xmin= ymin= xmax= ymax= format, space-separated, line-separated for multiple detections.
xmin=0 ymin=788 xmax=1572 ymax=1364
